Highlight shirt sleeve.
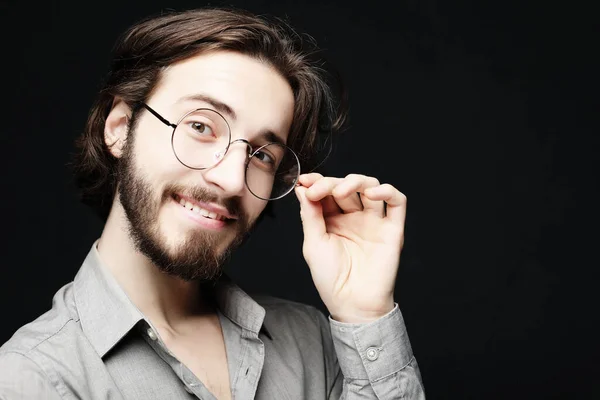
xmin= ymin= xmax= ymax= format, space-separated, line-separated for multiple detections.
xmin=0 ymin=352 xmax=63 ymax=400
xmin=328 ymin=304 xmax=426 ymax=399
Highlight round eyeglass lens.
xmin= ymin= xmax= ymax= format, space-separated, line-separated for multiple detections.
xmin=171 ymin=108 xmax=231 ymax=169
xmin=245 ymin=143 xmax=300 ymax=200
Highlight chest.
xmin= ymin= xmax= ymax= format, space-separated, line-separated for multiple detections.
xmin=99 ymin=318 xmax=329 ymax=400
xmin=173 ymin=337 xmax=231 ymax=399
xmin=161 ymin=321 xmax=232 ymax=400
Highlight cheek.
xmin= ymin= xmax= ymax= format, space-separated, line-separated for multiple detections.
xmin=244 ymin=196 xmax=268 ymax=223
xmin=131 ymin=125 xmax=186 ymax=179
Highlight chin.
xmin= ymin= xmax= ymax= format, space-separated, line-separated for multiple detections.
xmin=158 ymin=212 xmax=235 ymax=254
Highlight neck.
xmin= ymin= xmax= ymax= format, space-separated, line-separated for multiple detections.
xmin=97 ymin=198 xmax=212 ymax=331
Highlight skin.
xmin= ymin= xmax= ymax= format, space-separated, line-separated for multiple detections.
xmin=98 ymin=50 xmax=407 ymax=335
xmin=296 ymin=174 xmax=406 ymax=323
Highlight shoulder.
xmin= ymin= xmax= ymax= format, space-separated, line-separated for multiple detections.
xmin=0 ymin=351 xmax=63 ymax=399
xmin=0 ymin=285 xmax=76 ymax=399
xmin=0 ymin=283 xmax=79 ymax=376
xmin=0 ymin=350 xmax=43 ymax=374
xmin=1 ymin=284 xmax=76 ymax=355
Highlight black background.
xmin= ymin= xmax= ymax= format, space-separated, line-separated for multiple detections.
xmin=1 ymin=0 xmax=598 ymax=398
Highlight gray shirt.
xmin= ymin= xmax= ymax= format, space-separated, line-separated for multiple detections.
xmin=0 ymin=242 xmax=424 ymax=399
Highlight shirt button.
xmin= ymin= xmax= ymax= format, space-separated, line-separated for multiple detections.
xmin=184 ymin=385 xmax=194 ymax=394
xmin=147 ymin=328 xmax=157 ymax=341
xmin=366 ymin=347 xmax=380 ymax=361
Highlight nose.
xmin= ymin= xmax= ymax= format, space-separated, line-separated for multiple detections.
xmin=202 ymin=139 xmax=253 ymax=196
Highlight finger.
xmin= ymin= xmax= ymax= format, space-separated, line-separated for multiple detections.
xmin=304 ymin=177 xmax=343 ymax=202
xmin=333 ymin=174 xmax=383 ymax=215
xmin=321 ymin=195 xmax=344 ymax=217
xmin=298 ymin=173 xmax=323 ymax=188
xmin=305 ymin=177 xmax=344 ymax=216
xmin=295 ymin=185 xmax=327 ymax=240
xmin=333 ymin=191 xmax=363 ymax=213
xmin=298 ymin=177 xmax=342 ymax=217
xmin=301 ymin=176 xmax=344 ymax=216
xmin=363 ymin=184 xmax=407 ymax=224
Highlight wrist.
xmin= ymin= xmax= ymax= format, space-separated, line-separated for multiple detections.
xmin=330 ymin=300 xmax=395 ymax=323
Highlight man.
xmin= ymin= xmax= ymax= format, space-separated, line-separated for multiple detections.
xmin=0 ymin=7 xmax=424 ymax=400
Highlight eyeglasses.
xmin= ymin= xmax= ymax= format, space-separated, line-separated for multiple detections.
xmin=140 ymin=103 xmax=300 ymax=201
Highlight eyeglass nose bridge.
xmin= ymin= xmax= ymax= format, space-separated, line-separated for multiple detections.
xmin=213 ymin=138 xmax=254 ymax=165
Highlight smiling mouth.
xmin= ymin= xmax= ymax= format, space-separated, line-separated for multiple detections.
xmin=171 ymin=194 xmax=231 ymax=222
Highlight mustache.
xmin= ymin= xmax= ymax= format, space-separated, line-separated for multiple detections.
xmin=162 ymin=183 xmax=245 ymax=221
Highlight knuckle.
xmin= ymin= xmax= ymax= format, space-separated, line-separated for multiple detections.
xmin=344 ymin=173 xmax=363 ymax=182
xmin=368 ymin=177 xmax=380 ymax=186
xmin=303 ymin=172 xmax=323 ymax=183
xmin=332 ymin=187 xmax=347 ymax=198
xmin=312 ymin=176 xmax=329 ymax=187
xmin=381 ymin=183 xmax=395 ymax=191
xmin=321 ymin=177 xmax=337 ymax=189
xmin=398 ymin=191 xmax=407 ymax=203
xmin=331 ymin=177 xmax=345 ymax=186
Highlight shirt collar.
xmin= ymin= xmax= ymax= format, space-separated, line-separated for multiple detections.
xmin=74 ymin=241 xmax=271 ymax=358
xmin=73 ymin=241 xmax=145 ymax=357
xmin=211 ymin=275 xmax=273 ymax=340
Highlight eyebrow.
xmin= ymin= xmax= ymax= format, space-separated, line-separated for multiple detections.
xmin=257 ymin=130 xmax=286 ymax=147
xmin=177 ymin=94 xmax=237 ymax=120
xmin=177 ymin=93 xmax=287 ymax=146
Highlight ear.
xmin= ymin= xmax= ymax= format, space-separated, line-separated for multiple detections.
xmin=105 ymin=99 xmax=132 ymax=158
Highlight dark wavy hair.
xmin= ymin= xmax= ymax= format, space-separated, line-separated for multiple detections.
xmin=71 ymin=7 xmax=347 ymax=221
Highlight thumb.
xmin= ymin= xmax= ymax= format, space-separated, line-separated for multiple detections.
xmin=295 ymin=185 xmax=327 ymax=240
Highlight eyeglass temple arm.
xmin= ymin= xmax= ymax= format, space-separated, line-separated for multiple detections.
xmin=141 ymin=103 xmax=177 ymax=128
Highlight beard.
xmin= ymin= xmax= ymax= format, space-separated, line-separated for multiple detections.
xmin=116 ymin=134 xmax=254 ymax=282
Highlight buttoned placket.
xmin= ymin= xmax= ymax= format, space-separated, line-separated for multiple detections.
xmin=140 ymin=323 xmax=215 ymax=400
xmin=230 ymin=328 xmax=265 ymax=400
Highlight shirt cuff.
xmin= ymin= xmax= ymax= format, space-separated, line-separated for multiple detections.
xmin=328 ymin=304 xmax=414 ymax=381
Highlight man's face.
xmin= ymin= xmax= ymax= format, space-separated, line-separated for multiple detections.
xmin=114 ymin=51 xmax=295 ymax=281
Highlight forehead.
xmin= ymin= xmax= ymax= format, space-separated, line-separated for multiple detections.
xmin=149 ymin=51 xmax=295 ymax=142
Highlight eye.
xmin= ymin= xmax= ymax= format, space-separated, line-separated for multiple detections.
xmin=253 ymin=149 xmax=276 ymax=166
xmin=189 ymin=121 xmax=214 ymax=137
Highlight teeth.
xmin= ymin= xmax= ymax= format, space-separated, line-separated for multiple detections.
xmin=176 ymin=196 xmax=225 ymax=221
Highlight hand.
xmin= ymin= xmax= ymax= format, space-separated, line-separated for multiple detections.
xmin=295 ymin=173 xmax=407 ymax=323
